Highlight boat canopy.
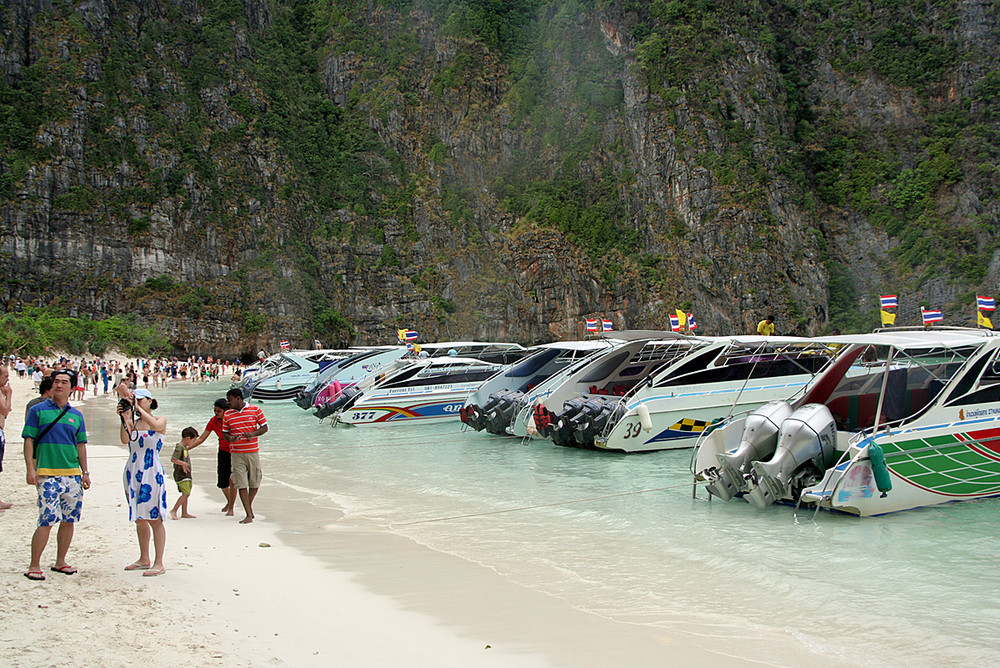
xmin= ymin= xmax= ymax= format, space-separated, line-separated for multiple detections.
xmin=813 ymin=328 xmax=996 ymax=350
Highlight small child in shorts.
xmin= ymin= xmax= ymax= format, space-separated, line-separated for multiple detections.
xmin=169 ymin=427 xmax=200 ymax=520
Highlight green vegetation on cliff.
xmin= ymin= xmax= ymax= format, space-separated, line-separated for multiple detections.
xmin=0 ymin=0 xmax=998 ymax=344
xmin=0 ymin=308 xmax=169 ymax=357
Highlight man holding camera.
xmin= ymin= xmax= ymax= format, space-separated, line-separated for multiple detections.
xmin=22 ymin=369 xmax=89 ymax=580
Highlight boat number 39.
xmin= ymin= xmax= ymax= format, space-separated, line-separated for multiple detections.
xmin=622 ymin=422 xmax=643 ymax=439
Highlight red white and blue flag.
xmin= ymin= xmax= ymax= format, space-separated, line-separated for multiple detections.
xmin=397 ymin=329 xmax=419 ymax=342
xmin=279 ymin=340 xmax=290 ymax=351
xmin=977 ymin=296 xmax=996 ymax=311
xmin=602 ymin=318 xmax=613 ymax=332
xmin=880 ymin=295 xmax=898 ymax=309
xmin=669 ymin=315 xmax=681 ymax=332
xmin=687 ymin=313 xmax=698 ymax=330
xmin=921 ymin=308 xmax=943 ymax=324
xmin=585 ymin=319 xmax=599 ymax=333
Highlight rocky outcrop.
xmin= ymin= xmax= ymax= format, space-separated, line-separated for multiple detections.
xmin=0 ymin=1 xmax=997 ymax=355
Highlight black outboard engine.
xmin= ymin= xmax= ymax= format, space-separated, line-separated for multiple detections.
xmin=294 ymin=389 xmax=318 ymax=410
xmin=483 ymin=390 xmax=524 ymax=435
xmin=313 ymin=386 xmax=362 ymax=419
xmin=569 ymin=397 xmax=616 ymax=448
xmin=551 ymin=396 xmax=589 ymax=447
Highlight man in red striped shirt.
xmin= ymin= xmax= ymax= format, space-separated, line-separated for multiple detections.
xmin=222 ymin=388 xmax=268 ymax=524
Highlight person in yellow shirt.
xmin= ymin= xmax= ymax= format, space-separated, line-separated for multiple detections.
xmin=757 ymin=314 xmax=775 ymax=336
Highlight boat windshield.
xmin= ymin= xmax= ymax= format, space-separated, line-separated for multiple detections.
xmin=806 ymin=343 xmax=981 ymax=432
xmin=654 ymin=341 xmax=831 ymax=388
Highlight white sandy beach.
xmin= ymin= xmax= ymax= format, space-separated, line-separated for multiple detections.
xmin=0 ymin=369 xmax=755 ymax=667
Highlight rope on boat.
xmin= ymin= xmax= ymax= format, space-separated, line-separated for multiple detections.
xmin=392 ymin=479 xmax=709 ymax=526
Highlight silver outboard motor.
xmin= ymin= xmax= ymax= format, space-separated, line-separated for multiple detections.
xmin=746 ymin=403 xmax=837 ymax=509
xmin=706 ymin=401 xmax=793 ymax=501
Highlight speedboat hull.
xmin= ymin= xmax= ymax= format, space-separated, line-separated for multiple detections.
xmin=596 ymin=378 xmax=811 ymax=452
xmin=338 ymin=385 xmax=477 ymax=424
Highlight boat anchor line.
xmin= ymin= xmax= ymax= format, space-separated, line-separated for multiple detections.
xmin=391 ymin=481 xmax=706 ymax=526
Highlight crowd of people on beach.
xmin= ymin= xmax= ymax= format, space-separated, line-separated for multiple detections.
xmin=0 ymin=353 xmax=266 ymax=582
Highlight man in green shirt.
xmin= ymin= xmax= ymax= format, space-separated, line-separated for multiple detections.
xmin=22 ymin=369 xmax=89 ymax=581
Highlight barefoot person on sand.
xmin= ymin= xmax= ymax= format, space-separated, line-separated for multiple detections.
xmin=119 ymin=388 xmax=169 ymax=576
xmin=0 ymin=365 xmax=14 ymax=510
xmin=191 ymin=398 xmax=237 ymax=516
xmin=222 ymin=388 xmax=267 ymax=524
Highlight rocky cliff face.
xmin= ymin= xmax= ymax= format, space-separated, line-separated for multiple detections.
xmin=0 ymin=0 xmax=997 ymax=355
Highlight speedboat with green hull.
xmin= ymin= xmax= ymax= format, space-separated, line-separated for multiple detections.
xmin=692 ymin=328 xmax=1000 ymax=516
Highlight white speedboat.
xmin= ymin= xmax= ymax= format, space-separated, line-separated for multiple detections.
xmin=336 ymin=356 xmax=505 ymax=425
xmin=527 ymin=332 xmax=706 ymax=448
xmin=460 ymin=340 xmax=614 ymax=435
xmin=693 ymin=327 xmax=1000 ymax=515
xmin=294 ymin=347 xmax=406 ymax=410
xmin=592 ymin=336 xmax=833 ymax=452
xmin=244 ymin=350 xmax=358 ymax=401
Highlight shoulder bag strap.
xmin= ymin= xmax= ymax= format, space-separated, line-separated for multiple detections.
xmin=31 ymin=404 xmax=73 ymax=459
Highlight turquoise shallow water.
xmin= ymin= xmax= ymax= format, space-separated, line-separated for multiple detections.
xmin=159 ymin=381 xmax=1000 ymax=666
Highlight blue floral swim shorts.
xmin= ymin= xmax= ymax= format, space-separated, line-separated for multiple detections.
xmin=37 ymin=476 xmax=84 ymax=526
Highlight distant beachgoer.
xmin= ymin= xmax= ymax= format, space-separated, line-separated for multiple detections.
xmin=119 ymin=387 xmax=168 ymax=576
xmin=192 ymin=398 xmax=237 ymax=515
xmin=32 ymin=367 xmax=42 ymax=390
xmin=757 ymin=315 xmax=775 ymax=336
xmin=25 ymin=377 xmax=54 ymax=419
xmin=22 ymin=369 xmax=89 ymax=580
xmin=222 ymin=388 xmax=267 ymax=524
xmin=169 ymin=427 xmax=200 ymax=520
xmin=0 ymin=365 xmax=12 ymax=510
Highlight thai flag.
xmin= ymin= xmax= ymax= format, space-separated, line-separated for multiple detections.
xmin=585 ymin=319 xmax=598 ymax=333
xmin=602 ymin=318 xmax=613 ymax=332
xmin=687 ymin=313 xmax=698 ymax=330
xmin=880 ymin=295 xmax=898 ymax=309
xmin=978 ymin=295 xmax=996 ymax=311
xmin=403 ymin=330 xmax=418 ymax=342
xmin=922 ymin=308 xmax=943 ymax=324
xmin=279 ymin=340 xmax=290 ymax=351
xmin=669 ymin=314 xmax=681 ymax=332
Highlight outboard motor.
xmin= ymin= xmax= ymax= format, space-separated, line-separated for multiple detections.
xmin=484 ymin=390 xmax=524 ymax=435
xmin=552 ymin=397 xmax=588 ymax=447
xmin=566 ymin=397 xmax=608 ymax=448
xmin=460 ymin=404 xmax=484 ymax=430
xmin=313 ymin=386 xmax=361 ymax=419
xmin=294 ymin=389 xmax=317 ymax=410
xmin=746 ymin=403 xmax=838 ymax=509
xmin=706 ymin=401 xmax=793 ymax=501
xmin=572 ymin=397 xmax=619 ymax=448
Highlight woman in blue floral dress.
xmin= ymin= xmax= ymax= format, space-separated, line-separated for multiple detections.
xmin=119 ymin=388 xmax=168 ymax=576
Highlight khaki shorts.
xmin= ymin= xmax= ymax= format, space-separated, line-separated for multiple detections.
xmin=230 ymin=452 xmax=262 ymax=489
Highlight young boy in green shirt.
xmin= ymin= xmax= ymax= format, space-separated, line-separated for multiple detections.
xmin=169 ymin=427 xmax=199 ymax=520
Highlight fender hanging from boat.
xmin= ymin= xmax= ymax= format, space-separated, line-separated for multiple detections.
xmin=867 ymin=442 xmax=892 ymax=497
